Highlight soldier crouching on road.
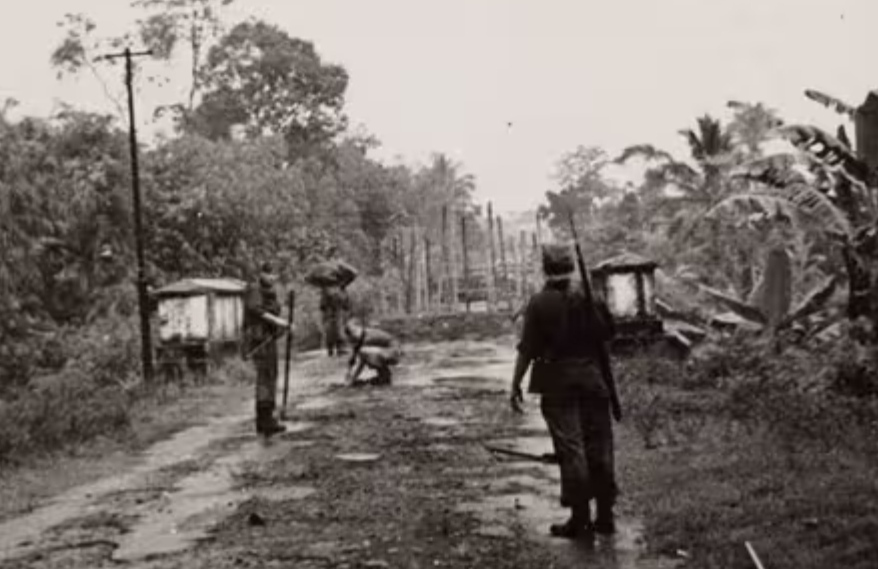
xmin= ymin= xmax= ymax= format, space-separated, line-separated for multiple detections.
xmin=343 ymin=319 xmax=401 ymax=386
xmin=509 ymin=243 xmax=618 ymax=538
xmin=244 ymin=262 xmax=295 ymax=436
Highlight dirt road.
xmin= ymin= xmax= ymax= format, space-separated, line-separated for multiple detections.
xmin=0 ymin=338 xmax=677 ymax=569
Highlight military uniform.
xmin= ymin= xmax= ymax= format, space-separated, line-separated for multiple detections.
xmin=244 ymin=265 xmax=289 ymax=436
xmin=320 ymin=285 xmax=351 ymax=357
xmin=344 ymin=321 xmax=400 ymax=385
xmin=511 ymin=243 xmax=618 ymax=538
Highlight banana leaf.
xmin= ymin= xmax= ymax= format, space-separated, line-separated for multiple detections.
xmin=699 ymin=284 xmax=767 ymax=326
xmin=779 ymin=275 xmax=838 ymax=330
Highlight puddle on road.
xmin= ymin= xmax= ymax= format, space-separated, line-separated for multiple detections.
xmin=431 ymin=375 xmax=504 ymax=391
xmin=514 ymin=409 xmax=549 ymax=433
xmin=296 ymin=396 xmax=337 ymax=411
xmin=0 ymin=413 xmax=251 ymax=562
xmin=113 ymin=438 xmax=313 ymax=563
xmin=277 ymin=421 xmax=316 ymax=435
xmin=459 ymin=486 xmax=677 ymax=569
xmin=253 ymin=486 xmax=316 ymax=502
xmin=335 ymin=453 xmax=381 ymax=463
xmin=466 ymin=430 xmax=680 ymax=569
xmin=457 ymin=492 xmax=660 ymax=568
xmin=422 ymin=416 xmax=461 ymax=428
xmin=487 ymin=436 xmax=556 ymax=461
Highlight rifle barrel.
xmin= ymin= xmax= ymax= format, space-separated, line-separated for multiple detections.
xmin=567 ymin=209 xmax=623 ymax=422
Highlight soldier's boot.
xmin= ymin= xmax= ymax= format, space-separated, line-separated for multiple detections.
xmin=256 ymin=402 xmax=286 ymax=436
xmin=374 ymin=367 xmax=392 ymax=386
xmin=255 ymin=402 xmax=268 ymax=434
xmin=549 ymin=503 xmax=593 ymax=539
xmin=594 ymin=498 xmax=616 ymax=535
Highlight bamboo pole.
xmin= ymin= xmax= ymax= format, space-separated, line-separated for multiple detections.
xmin=510 ymin=235 xmax=520 ymax=301
xmin=392 ymin=234 xmax=403 ymax=314
xmin=442 ymin=204 xmax=457 ymax=312
xmin=497 ymin=216 xmax=508 ymax=308
xmin=407 ymin=227 xmax=417 ymax=313
xmin=487 ymin=202 xmax=498 ymax=312
xmin=461 ymin=212 xmax=471 ymax=314
xmin=424 ymin=234 xmax=433 ymax=312
xmin=535 ymin=212 xmax=543 ymax=247
xmin=414 ymin=225 xmax=423 ymax=312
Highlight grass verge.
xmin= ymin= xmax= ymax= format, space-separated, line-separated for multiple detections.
xmin=617 ymin=336 xmax=878 ymax=569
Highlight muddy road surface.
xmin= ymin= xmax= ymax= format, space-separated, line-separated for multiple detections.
xmin=0 ymin=339 xmax=677 ymax=569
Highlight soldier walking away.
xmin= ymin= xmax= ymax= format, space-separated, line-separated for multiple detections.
xmin=244 ymin=262 xmax=295 ymax=436
xmin=343 ymin=319 xmax=401 ymax=386
xmin=319 ymin=284 xmax=351 ymax=357
xmin=509 ymin=243 xmax=618 ymax=539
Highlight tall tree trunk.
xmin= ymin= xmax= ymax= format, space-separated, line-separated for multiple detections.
xmin=487 ymin=202 xmax=497 ymax=312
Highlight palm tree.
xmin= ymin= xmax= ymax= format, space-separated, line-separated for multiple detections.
xmin=616 ymin=115 xmax=758 ymax=291
xmin=617 ymin=115 xmax=735 ymax=223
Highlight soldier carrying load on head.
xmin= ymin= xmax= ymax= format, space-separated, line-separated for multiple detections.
xmin=306 ymin=249 xmax=358 ymax=358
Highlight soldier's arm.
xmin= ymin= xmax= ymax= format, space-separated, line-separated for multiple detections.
xmin=510 ymin=298 xmax=539 ymax=412
xmin=245 ymin=287 xmax=294 ymax=330
xmin=262 ymin=312 xmax=295 ymax=330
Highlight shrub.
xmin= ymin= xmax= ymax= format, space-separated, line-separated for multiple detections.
xmin=0 ymin=371 xmax=130 ymax=464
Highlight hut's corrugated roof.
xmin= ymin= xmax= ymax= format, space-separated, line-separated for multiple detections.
xmin=153 ymin=278 xmax=247 ymax=297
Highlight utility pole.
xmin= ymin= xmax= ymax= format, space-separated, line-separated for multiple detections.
xmin=99 ymin=48 xmax=154 ymax=383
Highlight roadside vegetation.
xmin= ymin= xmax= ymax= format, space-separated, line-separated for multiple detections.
xmin=2 ymin=1 xmax=878 ymax=566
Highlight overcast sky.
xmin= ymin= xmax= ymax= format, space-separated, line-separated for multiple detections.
xmin=1 ymin=0 xmax=876 ymax=214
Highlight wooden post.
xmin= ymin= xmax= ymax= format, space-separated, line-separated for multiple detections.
xmin=424 ymin=234 xmax=433 ymax=311
xmin=407 ymin=227 xmax=417 ymax=313
xmin=487 ymin=202 xmax=498 ymax=312
xmin=535 ymin=212 xmax=543 ymax=247
xmin=392 ymin=234 xmax=403 ymax=314
xmin=442 ymin=204 xmax=456 ymax=312
xmin=414 ymin=226 xmax=422 ymax=312
xmin=497 ymin=216 xmax=508 ymax=308
xmin=461 ymin=212 xmax=471 ymax=313
xmin=418 ymin=226 xmax=426 ymax=312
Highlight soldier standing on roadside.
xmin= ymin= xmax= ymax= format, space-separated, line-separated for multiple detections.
xmin=244 ymin=262 xmax=294 ymax=436
xmin=509 ymin=243 xmax=618 ymax=538
xmin=320 ymin=284 xmax=351 ymax=357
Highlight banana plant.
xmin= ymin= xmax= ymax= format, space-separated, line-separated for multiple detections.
xmin=699 ymin=246 xmax=838 ymax=336
xmin=705 ymin=89 xmax=878 ymax=342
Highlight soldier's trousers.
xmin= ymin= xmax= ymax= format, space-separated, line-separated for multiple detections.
xmin=322 ymin=311 xmax=344 ymax=355
xmin=540 ymin=393 xmax=617 ymax=510
xmin=253 ymin=347 xmax=278 ymax=406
